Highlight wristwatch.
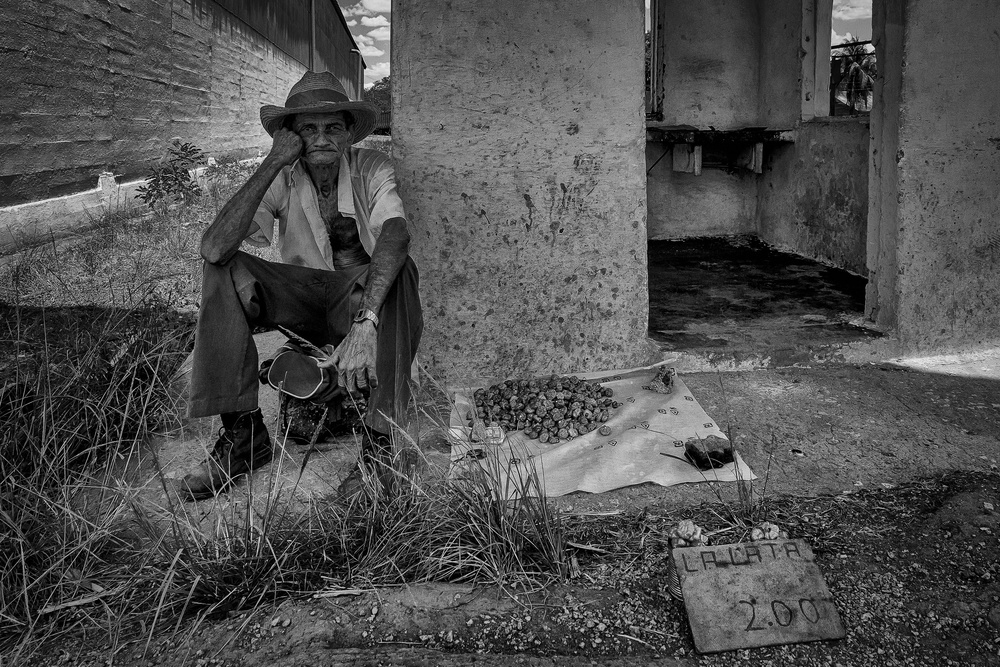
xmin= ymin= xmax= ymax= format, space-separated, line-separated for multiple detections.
xmin=353 ymin=308 xmax=380 ymax=328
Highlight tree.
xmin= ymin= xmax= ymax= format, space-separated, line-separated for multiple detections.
xmin=832 ymin=43 xmax=876 ymax=114
xmin=364 ymin=76 xmax=391 ymax=114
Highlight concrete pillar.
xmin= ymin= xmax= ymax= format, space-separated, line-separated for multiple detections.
xmin=393 ymin=0 xmax=655 ymax=384
xmin=867 ymin=0 xmax=1000 ymax=353
xmin=801 ymin=0 xmax=834 ymax=121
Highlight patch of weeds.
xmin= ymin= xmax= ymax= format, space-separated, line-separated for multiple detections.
xmin=135 ymin=140 xmax=207 ymax=213
xmin=204 ymin=155 xmax=258 ymax=203
xmin=128 ymin=426 xmax=566 ymax=623
xmin=0 ymin=302 xmax=194 ymax=660
xmin=0 ymin=209 xmax=205 ymax=312
xmin=700 ymin=433 xmax=776 ymax=541
xmin=1 ymin=364 xmax=568 ymax=662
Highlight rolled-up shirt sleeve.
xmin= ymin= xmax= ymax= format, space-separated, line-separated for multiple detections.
xmin=246 ymin=175 xmax=287 ymax=247
xmin=364 ymin=153 xmax=407 ymax=241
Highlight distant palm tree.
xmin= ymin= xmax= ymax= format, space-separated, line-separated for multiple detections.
xmin=833 ymin=42 xmax=877 ymax=113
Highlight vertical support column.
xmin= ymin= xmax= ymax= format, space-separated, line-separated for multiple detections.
xmin=393 ymin=0 xmax=657 ymax=383
xmin=351 ymin=48 xmax=364 ymax=99
xmin=801 ymin=0 xmax=833 ymax=120
xmin=867 ymin=0 xmax=1000 ymax=353
xmin=309 ymin=0 xmax=316 ymax=71
xmin=646 ymin=0 xmax=660 ymax=118
xmin=865 ymin=0 xmax=903 ymax=332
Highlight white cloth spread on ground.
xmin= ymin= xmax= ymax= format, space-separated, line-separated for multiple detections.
xmin=448 ymin=364 xmax=755 ymax=497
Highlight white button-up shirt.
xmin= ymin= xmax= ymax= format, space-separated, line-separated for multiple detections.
xmin=248 ymin=147 xmax=406 ymax=271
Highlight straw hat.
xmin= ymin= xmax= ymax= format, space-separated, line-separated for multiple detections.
xmin=259 ymin=71 xmax=377 ymax=142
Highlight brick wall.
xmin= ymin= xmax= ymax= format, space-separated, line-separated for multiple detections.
xmin=0 ymin=0 xmax=307 ymax=207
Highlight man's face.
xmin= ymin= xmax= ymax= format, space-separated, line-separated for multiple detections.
xmin=291 ymin=112 xmax=353 ymax=166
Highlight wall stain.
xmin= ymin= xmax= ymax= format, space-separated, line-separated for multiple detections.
xmin=523 ymin=192 xmax=535 ymax=232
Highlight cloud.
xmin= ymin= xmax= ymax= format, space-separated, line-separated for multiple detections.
xmin=367 ymin=26 xmax=390 ymax=41
xmin=343 ymin=2 xmax=374 ymax=17
xmin=832 ymin=0 xmax=872 ymax=21
xmin=354 ymin=33 xmax=375 ymax=47
xmin=831 ymin=29 xmax=854 ymax=46
xmin=364 ymin=61 xmax=390 ymax=83
xmin=361 ymin=15 xmax=389 ymax=27
xmin=346 ymin=19 xmax=357 ymax=26
xmin=358 ymin=43 xmax=384 ymax=57
xmin=360 ymin=0 xmax=391 ymax=12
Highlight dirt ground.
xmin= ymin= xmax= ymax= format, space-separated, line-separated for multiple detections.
xmin=22 ymin=360 xmax=1000 ymax=667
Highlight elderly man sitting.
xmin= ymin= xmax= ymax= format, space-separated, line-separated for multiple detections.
xmin=181 ymin=71 xmax=422 ymax=501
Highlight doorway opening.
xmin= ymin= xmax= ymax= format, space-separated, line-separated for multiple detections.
xmin=643 ymin=0 xmax=883 ymax=366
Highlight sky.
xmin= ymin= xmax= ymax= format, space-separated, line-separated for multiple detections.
xmin=344 ymin=0 xmax=872 ymax=91
xmin=339 ymin=0 xmax=392 ymax=89
xmin=830 ymin=0 xmax=873 ymax=46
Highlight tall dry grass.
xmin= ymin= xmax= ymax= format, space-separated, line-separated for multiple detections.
xmin=0 ymin=301 xmax=193 ymax=659
xmin=0 ymin=161 xmax=567 ymax=661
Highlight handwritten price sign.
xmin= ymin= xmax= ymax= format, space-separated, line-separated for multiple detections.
xmin=671 ymin=539 xmax=845 ymax=653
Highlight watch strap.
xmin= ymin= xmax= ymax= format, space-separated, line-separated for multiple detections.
xmin=353 ymin=308 xmax=380 ymax=327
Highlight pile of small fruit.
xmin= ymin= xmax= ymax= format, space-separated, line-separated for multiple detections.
xmin=470 ymin=375 xmax=620 ymax=444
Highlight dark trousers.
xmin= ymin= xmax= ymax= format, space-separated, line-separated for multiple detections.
xmin=187 ymin=251 xmax=422 ymax=435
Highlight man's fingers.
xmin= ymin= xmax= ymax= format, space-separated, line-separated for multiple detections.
xmin=348 ymin=367 xmax=376 ymax=392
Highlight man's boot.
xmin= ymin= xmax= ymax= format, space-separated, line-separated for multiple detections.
xmin=337 ymin=430 xmax=395 ymax=498
xmin=180 ymin=409 xmax=273 ymax=501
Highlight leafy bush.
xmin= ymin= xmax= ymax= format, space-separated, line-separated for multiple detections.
xmin=135 ymin=140 xmax=207 ymax=211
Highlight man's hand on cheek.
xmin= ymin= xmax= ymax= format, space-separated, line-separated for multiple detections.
xmin=270 ymin=128 xmax=304 ymax=165
xmin=321 ymin=323 xmax=378 ymax=395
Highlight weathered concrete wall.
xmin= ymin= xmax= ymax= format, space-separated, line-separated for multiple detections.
xmin=646 ymin=142 xmax=756 ymax=238
xmin=868 ymin=0 xmax=1000 ymax=353
xmin=393 ymin=0 xmax=655 ymax=383
xmin=645 ymin=0 xmax=801 ymax=241
xmin=0 ymin=0 xmax=304 ymax=208
xmin=758 ymin=118 xmax=869 ymax=275
xmin=657 ymin=0 xmax=761 ymax=129
xmin=758 ymin=0 xmax=803 ymax=129
xmin=646 ymin=0 xmax=869 ymax=278
xmin=645 ymin=0 xmax=761 ymax=239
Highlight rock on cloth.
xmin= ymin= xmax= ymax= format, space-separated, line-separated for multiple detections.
xmin=448 ymin=364 xmax=755 ymax=497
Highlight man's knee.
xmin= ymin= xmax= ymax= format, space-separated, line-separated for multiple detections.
xmin=200 ymin=252 xmax=270 ymax=321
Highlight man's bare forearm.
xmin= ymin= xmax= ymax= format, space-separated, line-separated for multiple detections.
xmin=199 ymin=156 xmax=287 ymax=265
xmin=360 ymin=217 xmax=411 ymax=315
xmin=201 ymin=129 xmax=303 ymax=265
